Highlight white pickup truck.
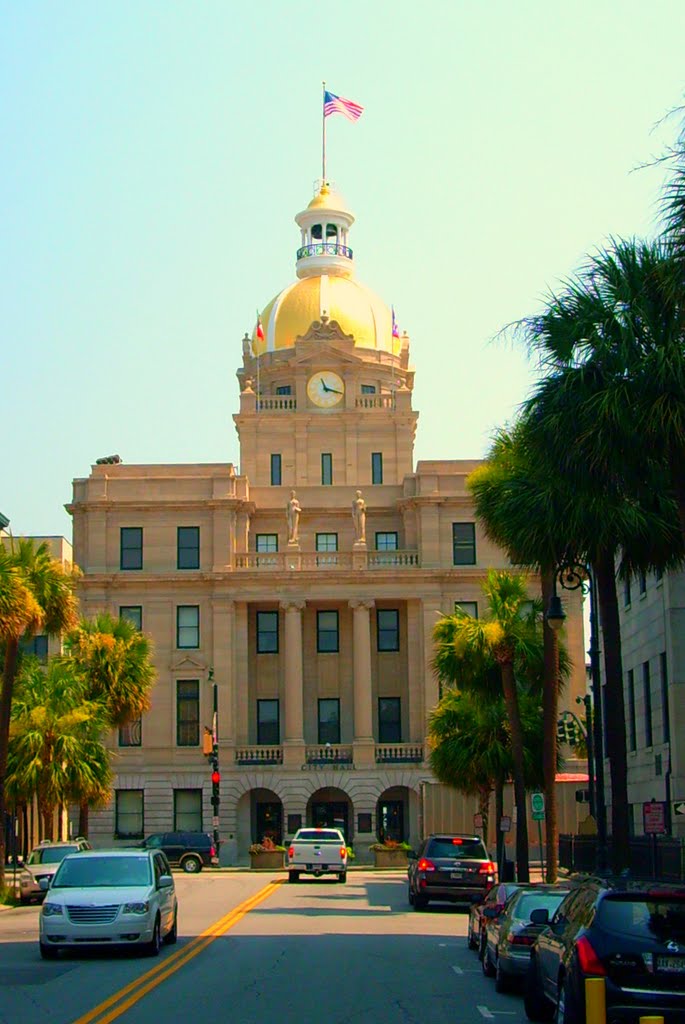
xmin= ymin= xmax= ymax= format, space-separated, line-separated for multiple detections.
xmin=287 ymin=828 xmax=348 ymax=883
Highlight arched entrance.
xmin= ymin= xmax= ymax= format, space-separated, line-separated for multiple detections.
xmin=306 ymin=787 xmax=353 ymax=842
xmin=237 ymin=788 xmax=283 ymax=858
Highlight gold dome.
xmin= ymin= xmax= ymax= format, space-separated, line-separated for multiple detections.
xmin=306 ymin=184 xmax=350 ymax=214
xmin=253 ymin=275 xmax=399 ymax=356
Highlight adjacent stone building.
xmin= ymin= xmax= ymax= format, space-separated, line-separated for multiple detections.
xmin=68 ymin=181 xmax=587 ymax=862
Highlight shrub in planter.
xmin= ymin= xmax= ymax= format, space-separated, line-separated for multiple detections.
xmin=249 ymin=836 xmax=286 ymax=869
xmin=369 ymin=839 xmax=411 ymax=868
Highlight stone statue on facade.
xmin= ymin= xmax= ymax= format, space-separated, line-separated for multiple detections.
xmin=352 ymin=490 xmax=366 ymax=545
xmin=286 ymin=490 xmax=302 ymax=544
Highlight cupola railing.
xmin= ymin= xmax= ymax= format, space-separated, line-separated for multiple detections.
xmin=296 ymin=242 xmax=353 ymax=260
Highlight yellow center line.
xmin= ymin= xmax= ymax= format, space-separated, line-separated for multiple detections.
xmin=69 ymin=879 xmax=284 ymax=1024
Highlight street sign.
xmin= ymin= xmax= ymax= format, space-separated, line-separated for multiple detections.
xmin=499 ymin=815 xmax=511 ymax=833
xmin=643 ymin=801 xmax=667 ymax=835
xmin=673 ymin=801 xmax=685 ymax=817
xmin=531 ymin=791 xmax=546 ymax=821
xmin=473 ymin=813 xmax=483 ymax=829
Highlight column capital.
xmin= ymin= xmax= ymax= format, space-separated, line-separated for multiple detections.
xmin=280 ymin=599 xmax=306 ymax=612
xmin=349 ymin=599 xmax=375 ymax=611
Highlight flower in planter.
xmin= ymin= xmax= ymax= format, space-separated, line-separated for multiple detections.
xmin=370 ymin=840 xmax=412 ymax=852
xmin=249 ymin=835 xmax=286 ymax=854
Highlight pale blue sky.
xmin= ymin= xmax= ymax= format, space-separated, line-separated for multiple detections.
xmin=2 ymin=1 xmax=684 ymax=537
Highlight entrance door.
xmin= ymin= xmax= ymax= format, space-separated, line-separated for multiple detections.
xmin=377 ymin=800 xmax=404 ymax=843
xmin=255 ymin=802 xmax=282 ymax=845
xmin=311 ymin=802 xmax=348 ymax=841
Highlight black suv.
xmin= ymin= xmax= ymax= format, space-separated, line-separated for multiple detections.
xmin=139 ymin=832 xmax=217 ymax=873
xmin=524 ymin=877 xmax=685 ymax=1024
xmin=407 ymin=833 xmax=496 ymax=909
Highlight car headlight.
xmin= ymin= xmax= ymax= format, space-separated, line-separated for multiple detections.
xmin=123 ymin=901 xmax=150 ymax=915
xmin=42 ymin=903 xmax=63 ymax=917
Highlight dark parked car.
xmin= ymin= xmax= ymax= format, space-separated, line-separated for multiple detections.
xmin=139 ymin=832 xmax=218 ymax=873
xmin=408 ymin=834 xmax=496 ymax=910
xmin=468 ymin=882 xmax=520 ymax=952
xmin=482 ymin=884 xmax=571 ymax=991
xmin=524 ymin=877 xmax=685 ymax=1024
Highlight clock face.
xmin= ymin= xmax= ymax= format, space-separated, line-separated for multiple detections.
xmin=307 ymin=371 xmax=345 ymax=408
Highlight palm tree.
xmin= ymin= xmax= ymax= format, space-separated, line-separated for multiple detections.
xmin=7 ymin=658 xmax=111 ymax=840
xmin=468 ymin=421 xmax=575 ymax=881
xmin=64 ymin=612 xmax=156 ymax=835
xmin=0 ymin=539 xmax=78 ymax=886
xmin=432 ymin=570 xmax=545 ymax=882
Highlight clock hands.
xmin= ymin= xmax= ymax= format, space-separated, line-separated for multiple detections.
xmin=321 ymin=379 xmax=343 ymax=395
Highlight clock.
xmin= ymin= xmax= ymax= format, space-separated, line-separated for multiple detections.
xmin=307 ymin=371 xmax=345 ymax=408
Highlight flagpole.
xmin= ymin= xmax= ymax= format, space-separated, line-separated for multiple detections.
xmin=322 ymin=80 xmax=326 ymax=183
xmin=255 ymin=308 xmax=261 ymax=409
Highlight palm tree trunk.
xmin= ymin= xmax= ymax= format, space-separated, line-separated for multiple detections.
xmin=478 ymin=784 xmax=492 ymax=851
xmin=500 ymin=660 xmax=530 ymax=882
xmin=0 ymin=637 xmax=20 ymax=889
xmin=541 ymin=568 xmax=560 ymax=881
xmin=78 ymin=800 xmax=89 ymax=839
xmin=595 ymin=548 xmax=630 ymax=872
xmin=495 ymin=777 xmax=504 ymax=870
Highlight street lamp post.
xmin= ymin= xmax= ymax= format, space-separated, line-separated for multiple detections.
xmin=207 ymin=669 xmax=220 ymax=862
xmin=546 ymin=562 xmax=609 ymax=872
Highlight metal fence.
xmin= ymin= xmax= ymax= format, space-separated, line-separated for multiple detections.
xmin=559 ymin=833 xmax=685 ymax=880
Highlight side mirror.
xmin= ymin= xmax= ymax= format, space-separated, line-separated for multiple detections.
xmin=158 ymin=874 xmax=174 ymax=889
xmin=530 ymin=907 xmax=549 ymax=925
xmin=39 ymin=877 xmax=50 ymax=891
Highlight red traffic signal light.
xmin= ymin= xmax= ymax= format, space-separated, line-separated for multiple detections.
xmin=211 ymin=771 xmax=221 ymax=785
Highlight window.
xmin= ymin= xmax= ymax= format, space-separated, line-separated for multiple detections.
xmin=257 ymin=699 xmax=280 ymax=744
xmin=316 ymin=533 xmax=338 ymax=552
xmin=455 ymin=601 xmax=478 ymax=619
xmin=256 ymin=534 xmax=278 ymax=553
xmin=118 ymin=717 xmax=142 ymax=747
xmin=276 ymin=385 xmax=292 ymax=395
xmin=377 ymin=609 xmax=399 ymax=652
xmin=627 ymin=669 xmax=636 ymax=752
xmin=379 ymin=697 xmax=401 ymax=743
xmin=321 ymin=453 xmax=333 ymax=485
xmin=452 ymin=523 xmax=476 ymax=565
xmin=661 ymin=652 xmax=670 ymax=744
xmin=120 ymin=527 xmax=143 ymax=570
xmin=361 ymin=384 xmax=376 ymax=394
xmin=177 ymin=606 xmax=200 ymax=648
xmin=173 ymin=789 xmax=202 ymax=831
xmin=639 ymin=571 xmax=647 ymax=596
xmin=20 ymin=634 xmax=48 ymax=662
xmin=318 ymin=699 xmax=340 ymax=744
xmin=372 ymin=452 xmax=383 ymax=484
xmin=317 ymin=610 xmax=339 ymax=652
xmin=177 ymin=526 xmax=200 ymax=570
xmin=643 ymin=661 xmax=653 ymax=747
xmin=624 ymin=575 xmax=632 ymax=607
xmin=257 ymin=610 xmax=279 ymax=653
xmin=176 ymin=680 xmax=200 ymax=746
xmin=119 ymin=606 xmax=142 ymax=630
xmin=376 ymin=532 xmax=398 ymax=551
xmin=115 ymin=790 xmax=144 ymax=838
xmin=270 ymin=454 xmax=282 ymax=486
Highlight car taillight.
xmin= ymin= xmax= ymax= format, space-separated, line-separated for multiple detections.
xmin=288 ymin=846 xmax=294 ymax=858
xmin=510 ymin=934 xmax=535 ymax=946
xmin=210 ymin=845 xmax=216 ymax=858
xmin=340 ymin=847 xmax=347 ymax=858
xmin=478 ymin=862 xmax=496 ymax=874
xmin=576 ymin=935 xmax=606 ymax=976
xmin=418 ymin=857 xmax=436 ymax=872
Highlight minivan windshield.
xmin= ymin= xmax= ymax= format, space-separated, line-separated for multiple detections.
xmin=28 ymin=845 xmax=77 ymax=865
xmin=53 ymin=855 xmax=152 ymax=888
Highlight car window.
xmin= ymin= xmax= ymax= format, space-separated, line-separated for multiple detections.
xmin=29 ymin=845 xmax=77 ymax=865
xmin=152 ymin=855 xmax=164 ymax=885
xmin=53 ymin=855 xmax=152 ymax=888
xmin=165 ymin=833 xmax=181 ymax=844
xmin=514 ymin=891 xmax=569 ymax=921
xmin=598 ymin=896 xmax=685 ymax=940
xmin=159 ymin=852 xmax=172 ymax=875
xmin=145 ymin=834 xmax=163 ymax=848
xmin=296 ymin=830 xmax=342 ymax=842
xmin=426 ymin=837 xmax=487 ymax=860
xmin=552 ymin=888 xmax=581 ymax=924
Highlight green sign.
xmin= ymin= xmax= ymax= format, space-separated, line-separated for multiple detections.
xmin=531 ymin=791 xmax=545 ymax=820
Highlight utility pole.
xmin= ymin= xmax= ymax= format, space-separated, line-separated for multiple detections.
xmin=207 ymin=669 xmax=220 ymax=861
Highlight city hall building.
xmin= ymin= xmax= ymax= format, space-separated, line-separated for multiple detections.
xmin=68 ymin=182 xmax=586 ymax=862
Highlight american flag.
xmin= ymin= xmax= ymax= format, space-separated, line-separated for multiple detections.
xmin=256 ymin=310 xmax=265 ymax=341
xmin=392 ymin=306 xmax=400 ymax=339
xmin=324 ymin=90 xmax=364 ymax=122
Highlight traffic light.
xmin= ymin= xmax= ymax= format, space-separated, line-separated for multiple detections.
xmin=556 ymin=716 xmax=578 ymax=747
xmin=211 ymin=769 xmax=221 ymax=807
xmin=557 ymin=718 xmax=569 ymax=744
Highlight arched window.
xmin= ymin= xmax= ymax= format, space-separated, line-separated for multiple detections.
xmin=311 ymin=224 xmax=323 ymax=240
xmin=326 ymin=223 xmax=338 ymax=242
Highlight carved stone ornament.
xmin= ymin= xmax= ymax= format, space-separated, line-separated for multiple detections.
xmin=298 ymin=315 xmax=355 ymax=345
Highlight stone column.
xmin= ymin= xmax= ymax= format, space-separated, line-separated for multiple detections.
xmin=281 ymin=600 xmax=306 ymax=766
xmin=350 ymin=599 xmax=375 ymax=767
xmin=233 ymin=602 xmax=249 ymax=747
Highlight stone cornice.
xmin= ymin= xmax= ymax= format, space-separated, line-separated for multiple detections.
xmin=279 ymin=599 xmax=307 ymax=611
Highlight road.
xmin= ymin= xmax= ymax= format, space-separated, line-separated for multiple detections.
xmin=0 ymin=871 xmax=529 ymax=1024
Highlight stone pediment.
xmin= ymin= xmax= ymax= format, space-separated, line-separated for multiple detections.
xmin=297 ymin=315 xmax=354 ymax=346
xmin=169 ymin=654 xmax=208 ymax=673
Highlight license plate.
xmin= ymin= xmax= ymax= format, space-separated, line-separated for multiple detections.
xmin=657 ymin=956 xmax=685 ymax=973
xmin=450 ymin=871 xmax=464 ymax=879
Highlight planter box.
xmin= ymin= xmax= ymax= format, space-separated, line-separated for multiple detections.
xmin=249 ymin=851 xmax=285 ymax=869
xmin=373 ymin=849 xmax=408 ymax=869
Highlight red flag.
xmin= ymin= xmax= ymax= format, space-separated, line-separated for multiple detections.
xmin=256 ymin=311 xmax=265 ymax=341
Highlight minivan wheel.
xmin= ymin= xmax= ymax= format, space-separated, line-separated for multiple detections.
xmin=163 ymin=908 xmax=178 ymax=945
xmin=144 ymin=916 xmax=161 ymax=957
xmin=181 ymin=855 xmax=201 ymax=874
